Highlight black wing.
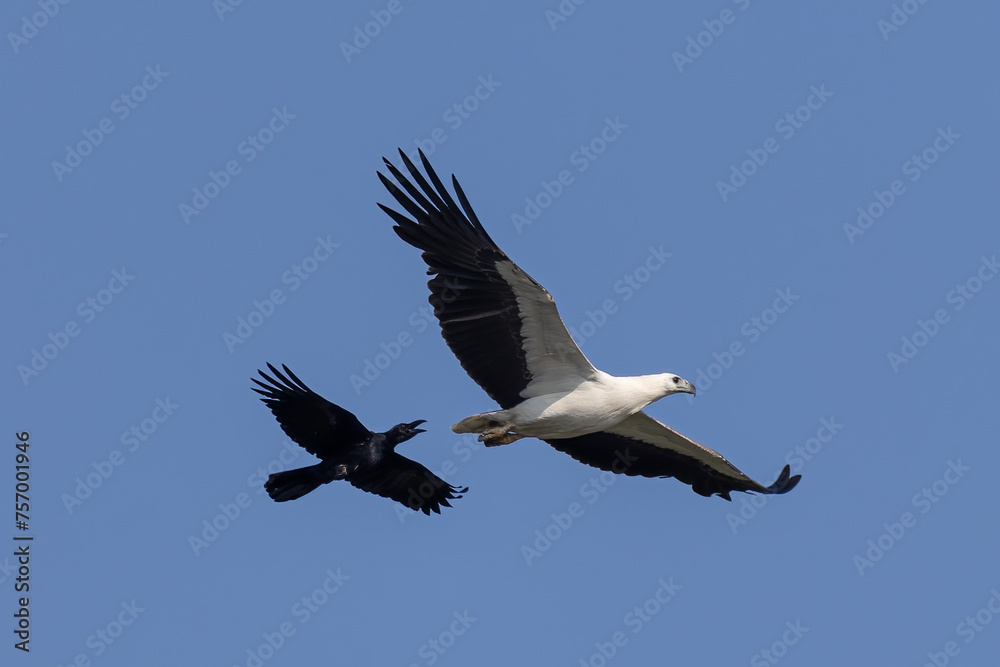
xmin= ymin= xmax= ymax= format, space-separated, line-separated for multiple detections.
xmin=377 ymin=149 xmax=596 ymax=409
xmin=545 ymin=412 xmax=801 ymax=501
xmin=252 ymin=363 xmax=372 ymax=459
xmin=348 ymin=453 xmax=468 ymax=515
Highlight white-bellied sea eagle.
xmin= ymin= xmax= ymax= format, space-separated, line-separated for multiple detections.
xmin=377 ymin=150 xmax=800 ymax=501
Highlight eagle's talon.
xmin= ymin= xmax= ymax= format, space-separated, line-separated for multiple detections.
xmin=479 ymin=424 xmax=521 ymax=447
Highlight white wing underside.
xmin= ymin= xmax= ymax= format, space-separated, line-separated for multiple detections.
xmin=495 ymin=260 xmax=599 ymax=398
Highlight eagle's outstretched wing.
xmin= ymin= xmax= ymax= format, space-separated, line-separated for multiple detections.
xmin=546 ymin=412 xmax=801 ymax=500
xmin=378 ymin=149 xmax=598 ymax=409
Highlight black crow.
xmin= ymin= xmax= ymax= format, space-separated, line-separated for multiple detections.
xmin=252 ymin=363 xmax=467 ymax=514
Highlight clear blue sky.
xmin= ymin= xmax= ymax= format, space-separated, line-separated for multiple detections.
xmin=3 ymin=2 xmax=999 ymax=665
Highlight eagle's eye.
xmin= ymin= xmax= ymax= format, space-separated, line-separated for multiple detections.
xmin=672 ymin=376 xmax=681 ymax=384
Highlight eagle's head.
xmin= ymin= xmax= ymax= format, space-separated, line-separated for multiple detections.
xmin=664 ymin=374 xmax=697 ymax=397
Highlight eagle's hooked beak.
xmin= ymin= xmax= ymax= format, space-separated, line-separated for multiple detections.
xmin=680 ymin=380 xmax=697 ymax=396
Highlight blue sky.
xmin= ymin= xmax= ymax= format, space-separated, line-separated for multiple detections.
xmin=3 ymin=1 xmax=999 ymax=665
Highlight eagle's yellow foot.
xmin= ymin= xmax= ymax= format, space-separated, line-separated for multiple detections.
xmin=478 ymin=424 xmax=521 ymax=447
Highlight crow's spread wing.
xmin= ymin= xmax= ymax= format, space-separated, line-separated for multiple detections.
xmin=348 ymin=452 xmax=468 ymax=515
xmin=252 ymin=363 xmax=372 ymax=459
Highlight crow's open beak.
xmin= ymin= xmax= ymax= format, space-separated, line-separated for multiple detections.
xmin=406 ymin=419 xmax=427 ymax=434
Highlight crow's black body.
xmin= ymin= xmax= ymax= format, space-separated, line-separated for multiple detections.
xmin=252 ymin=364 xmax=466 ymax=514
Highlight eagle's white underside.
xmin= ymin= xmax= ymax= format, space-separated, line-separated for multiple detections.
xmin=452 ymin=372 xmax=677 ymax=440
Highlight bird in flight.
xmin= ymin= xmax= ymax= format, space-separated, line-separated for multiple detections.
xmin=377 ymin=150 xmax=800 ymax=500
xmin=253 ymin=363 xmax=467 ymax=514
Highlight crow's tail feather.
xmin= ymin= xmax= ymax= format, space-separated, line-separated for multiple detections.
xmin=264 ymin=465 xmax=326 ymax=502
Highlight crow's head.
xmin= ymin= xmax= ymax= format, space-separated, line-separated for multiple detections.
xmin=387 ymin=419 xmax=427 ymax=445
